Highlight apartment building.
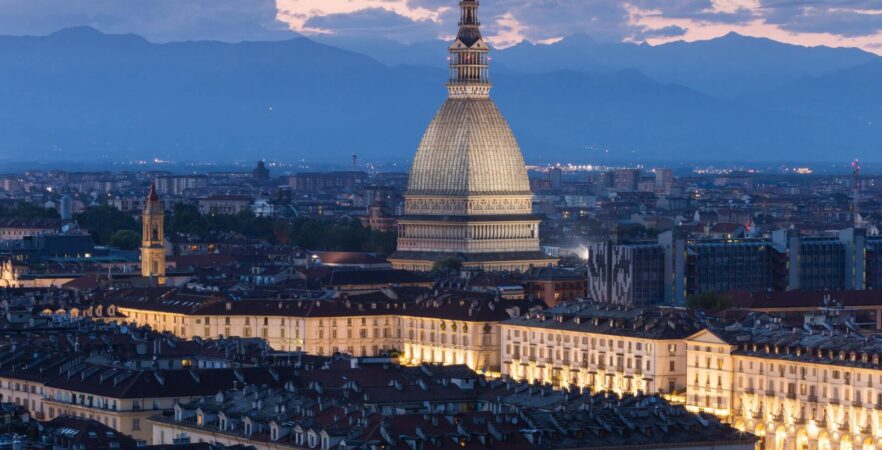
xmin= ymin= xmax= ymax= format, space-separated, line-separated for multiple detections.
xmin=686 ymin=318 xmax=882 ymax=450
xmin=106 ymin=288 xmax=543 ymax=374
xmin=0 ymin=351 xmax=300 ymax=443
xmin=499 ymin=302 xmax=703 ymax=396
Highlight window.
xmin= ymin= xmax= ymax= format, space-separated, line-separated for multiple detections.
xmin=669 ymin=360 xmax=675 ymax=372
xmin=132 ymin=419 xmax=140 ymax=431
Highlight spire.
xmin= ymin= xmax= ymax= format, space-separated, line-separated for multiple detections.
xmin=147 ymin=180 xmax=160 ymax=202
xmin=447 ymin=0 xmax=490 ymax=98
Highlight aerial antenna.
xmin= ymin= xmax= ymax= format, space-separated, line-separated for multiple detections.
xmin=852 ymin=159 xmax=862 ymax=228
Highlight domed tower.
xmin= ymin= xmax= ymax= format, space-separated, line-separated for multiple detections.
xmin=390 ymin=0 xmax=555 ymax=272
xmin=141 ymin=181 xmax=166 ymax=283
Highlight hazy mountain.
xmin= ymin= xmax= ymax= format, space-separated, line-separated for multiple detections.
xmin=741 ymin=60 xmax=882 ymax=121
xmin=0 ymin=27 xmax=878 ymax=164
xmin=320 ymin=33 xmax=878 ymax=98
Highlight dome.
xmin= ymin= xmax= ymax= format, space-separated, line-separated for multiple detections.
xmin=407 ymin=97 xmax=531 ymax=197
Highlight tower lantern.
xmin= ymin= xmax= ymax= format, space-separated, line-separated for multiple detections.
xmin=447 ymin=0 xmax=491 ymax=98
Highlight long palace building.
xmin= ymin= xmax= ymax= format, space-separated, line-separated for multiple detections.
xmin=389 ymin=0 xmax=555 ymax=272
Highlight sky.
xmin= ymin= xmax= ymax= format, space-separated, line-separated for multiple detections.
xmin=1 ymin=0 xmax=882 ymax=53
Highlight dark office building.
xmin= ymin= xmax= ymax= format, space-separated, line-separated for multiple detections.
xmin=588 ymin=227 xmax=870 ymax=306
xmin=587 ymin=241 xmax=665 ymax=306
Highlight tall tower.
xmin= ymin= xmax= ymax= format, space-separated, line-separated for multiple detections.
xmin=389 ymin=0 xmax=556 ymax=272
xmin=141 ymin=181 xmax=166 ymax=283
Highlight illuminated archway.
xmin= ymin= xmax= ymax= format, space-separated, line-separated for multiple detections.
xmin=818 ymin=431 xmax=831 ymax=450
xmin=840 ymin=434 xmax=853 ymax=450
xmin=774 ymin=426 xmax=787 ymax=450
xmin=754 ymin=423 xmax=767 ymax=450
xmin=796 ymin=428 xmax=808 ymax=450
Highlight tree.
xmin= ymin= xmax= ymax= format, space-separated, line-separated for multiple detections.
xmin=74 ymin=205 xmax=139 ymax=245
xmin=432 ymin=257 xmax=463 ymax=275
xmin=686 ymin=292 xmax=732 ymax=310
xmin=109 ymin=229 xmax=141 ymax=250
xmin=0 ymin=202 xmax=60 ymax=219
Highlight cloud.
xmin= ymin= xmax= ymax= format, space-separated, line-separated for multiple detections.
xmin=301 ymin=7 xmax=446 ymax=42
xmin=0 ymin=0 xmax=293 ymax=42
xmin=760 ymin=0 xmax=882 ymax=37
xmin=632 ymin=24 xmax=689 ymax=40
xmin=2 ymin=0 xmax=882 ymax=54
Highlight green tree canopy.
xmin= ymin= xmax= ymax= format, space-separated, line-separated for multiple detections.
xmin=75 ymin=205 xmax=139 ymax=245
xmin=109 ymin=229 xmax=141 ymax=250
xmin=686 ymin=292 xmax=733 ymax=310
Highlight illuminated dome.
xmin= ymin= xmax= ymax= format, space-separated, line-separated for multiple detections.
xmin=407 ymin=98 xmax=531 ymax=196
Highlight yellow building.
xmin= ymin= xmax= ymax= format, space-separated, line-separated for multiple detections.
xmin=686 ymin=324 xmax=882 ymax=450
xmin=108 ymin=288 xmax=540 ymax=374
xmin=499 ymin=303 xmax=702 ymax=396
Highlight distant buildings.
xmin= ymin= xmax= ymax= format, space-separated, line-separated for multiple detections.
xmin=588 ymin=228 xmax=876 ymax=306
xmin=197 ymin=195 xmax=253 ymax=215
xmin=153 ymin=175 xmax=208 ymax=196
xmin=0 ymin=218 xmax=62 ymax=241
xmin=287 ymin=172 xmax=367 ymax=193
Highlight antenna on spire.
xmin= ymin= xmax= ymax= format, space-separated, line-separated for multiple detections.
xmin=852 ymin=159 xmax=862 ymax=228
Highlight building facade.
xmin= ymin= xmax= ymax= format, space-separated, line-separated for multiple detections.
xmin=589 ymin=228 xmax=871 ymax=306
xmin=686 ymin=321 xmax=882 ymax=450
xmin=499 ymin=303 xmax=702 ymax=397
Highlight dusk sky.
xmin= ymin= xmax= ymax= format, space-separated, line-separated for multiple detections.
xmin=2 ymin=0 xmax=882 ymax=53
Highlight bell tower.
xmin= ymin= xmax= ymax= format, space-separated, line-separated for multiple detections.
xmin=141 ymin=181 xmax=166 ymax=283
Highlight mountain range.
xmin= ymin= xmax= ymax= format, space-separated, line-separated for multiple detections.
xmin=1 ymin=27 xmax=880 ymax=164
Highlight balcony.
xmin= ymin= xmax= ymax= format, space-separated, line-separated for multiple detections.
xmin=744 ymin=388 xmax=755 ymax=395
xmin=807 ymin=395 xmax=818 ymax=403
xmin=786 ymin=392 xmax=796 ymax=400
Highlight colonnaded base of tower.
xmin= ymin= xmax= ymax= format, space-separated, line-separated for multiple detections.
xmin=389 ymin=250 xmax=557 ymax=272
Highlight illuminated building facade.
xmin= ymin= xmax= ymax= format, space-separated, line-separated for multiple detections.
xmin=687 ymin=323 xmax=882 ymax=450
xmin=499 ymin=302 xmax=703 ymax=396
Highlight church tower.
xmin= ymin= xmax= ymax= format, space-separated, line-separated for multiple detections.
xmin=389 ymin=0 xmax=556 ymax=272
xmin=141 ymin=181 xmax=166 ymax=283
